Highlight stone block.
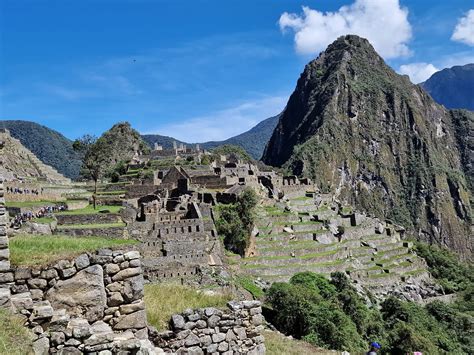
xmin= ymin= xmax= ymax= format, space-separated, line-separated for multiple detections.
xmin=185 ymin=332 xmax=200 ymax=346
xmin=119 ymin=300 xmax=144 ymax=314
xmin=33 ymin=336 xmax=50 ymax=355
xmin=171 ymin=314 xmax=185 ymax=329
xmin=124 ymin=251 xmax=140 ymax=260
xmin=74 ymin=254 xmax=90 ymax=270
xmin=46 ymin=265 xmax=106 ymax=322
xmin=113 ymin=310 xmax=147 ymax=330
xmin=40 ymin=268 xmax=58 ymax=280
xmin=112 ymin=267 xmax=141 ymax=281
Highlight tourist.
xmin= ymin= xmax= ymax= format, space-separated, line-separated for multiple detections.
xmin=367 ymin=341 xmax=381 ymax=354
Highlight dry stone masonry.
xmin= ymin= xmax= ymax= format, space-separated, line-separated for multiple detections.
xmin=0 ymin=136 xmax=12 ymax=308
xmin=151 ymin=300 xmax=266 ymax=355
xmin=8 ymin=249 xmax=158 ymax=354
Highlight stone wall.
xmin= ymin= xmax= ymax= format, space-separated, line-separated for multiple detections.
xmin=0 ymin=137 xmax=11 ymax=308
xmin=55 ymin=226 xmax=126 ymax=238
xmin=151 ymin=300 xmax=266 ymax=355
xmin=55 ymin=213 xmax=123 ymax=225
xmin=8 ymin=249 xmax=157 ymax=353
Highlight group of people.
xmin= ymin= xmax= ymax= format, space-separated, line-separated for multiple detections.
xmin=6 ymin=186 xmax=43 ymax=195
xmin=10 ymin=204 xmax=67 ymax=228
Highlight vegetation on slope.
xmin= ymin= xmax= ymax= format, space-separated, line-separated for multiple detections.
xmin=414 ymin=241 xmax=474 ymax=293
xmin=144 ymin=284 xmax=231 ymax=330
xmin=0 ymin=308 xmax=34 ymax=354
xmin=1 ymin=120 xmax=81 ymax=179
xmin=450 ymin=109 xmax=474 ymax=208
xmin=210 ymin=144 xmax=254 ymax=163
xmin=215 ymin=188 xmax=258 ymax=255
xmin=265 ymin=271 xmax=473 ymax=354
xmin=9 ymin=234 xmax=138 ymax=266
xmin=263 ymin=330 xmax=333 ymax=355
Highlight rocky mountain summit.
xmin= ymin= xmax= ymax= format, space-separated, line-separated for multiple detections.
xmin=262 ymin=35 xmax=472 ymax=256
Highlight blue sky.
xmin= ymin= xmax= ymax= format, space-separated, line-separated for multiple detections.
xmin=1 ymin=0 xmax=473 ymax=141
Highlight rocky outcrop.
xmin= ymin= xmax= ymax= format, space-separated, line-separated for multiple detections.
xmin=151 ymin=300 xmax=266 ymax=355
xmin=262 ymin=35 xmax=472 ymax=256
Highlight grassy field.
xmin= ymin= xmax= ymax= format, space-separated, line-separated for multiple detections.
xmin=0 ymin=308 xmax=34 ymax=354
xmin=55 ymin=205 xmax=123 ymax=215
xmin=31 ymin=217 xmax=55 ymax=224
xmin=9 ymin=234 xmax=138 ymax=266
xmin=6 ymin=200 xmax=60 ymax=208
xmin=264 ymin=330 xmax=336 ymax=355
xmin=144 ymin=283 xmax=232 ymax=330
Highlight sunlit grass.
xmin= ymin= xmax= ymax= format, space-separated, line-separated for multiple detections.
xmin=0 ymin=308 xmax=34 ymax=354
xmin=9 ymin=234 xmax=138 ymax=266
xmin=55 ymin=205 xmax=123 ymax=215
xmin=144 ymin=283 xmax=232 ymax=330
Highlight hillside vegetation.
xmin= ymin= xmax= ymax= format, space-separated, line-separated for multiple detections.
xmin=1 ymin=120 xmax=81 ymax=179
xmin=265 ymin=269 xmax=473 ymax=354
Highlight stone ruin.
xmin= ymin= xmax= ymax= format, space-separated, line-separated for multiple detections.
xmin=123 ymin=188 xmax=224 ymax=282
xmin=152 ymin=301 xmax=266 ymax=355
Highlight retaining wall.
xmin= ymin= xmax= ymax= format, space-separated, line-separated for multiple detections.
xmin=6 ymin=249 xmax=158 ymax=353
xmin=151 ymin=300 xmax=266 ymax=355
xmin=55 ymin=213 xmax=122 ymax=225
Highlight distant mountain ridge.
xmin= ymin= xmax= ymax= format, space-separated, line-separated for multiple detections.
xmin=422 ymin=64 xmax=474 ymax=111
xmin=1 ymin=115 xmax=279 ymax=179
xmin=142 ymin=115 xmax=280 ymax=159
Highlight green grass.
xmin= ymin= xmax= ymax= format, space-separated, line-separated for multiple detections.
xmin=96 ymin=190 xmax=126 ymax=196
xmin=290 ymin=196 xmax=313 ymax=201
xmin=9 ymin=234 xmax=138 ymax=266
xmin=242 ymin=258 xmax=346 ymax=270
xmin=264 ymin=330 xmax=333 ymax=355
xmin=144 ymin=283 xmax=232 ymax=330
xmin=0 ymin=308 xmax=34 ymax=354
xmin=31 ymin=217 xmax=55 ymax=224
xmin=6 ymin=200 xmax=60 ymax=208
xmin=55 ymin=205 xmax=123 ymax=215
xmin=56 ymin=222 xmax=126 ymax=229
xmin=236 ymin=276 xmax=264 ymax=298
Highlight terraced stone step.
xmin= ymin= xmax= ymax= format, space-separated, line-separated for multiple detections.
xmin=243 ymin=248 xmax=346 ymax=267
xmin=257 ymin=239 xmax=364 ymax=257
xmin=244 ymin=259 xmax=348 ymax=278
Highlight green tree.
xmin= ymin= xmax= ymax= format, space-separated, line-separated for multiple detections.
xmin=216 ymin=187 xmax=258 ymax=255
xmin=73 ymin=135 xmax=111 ymax=209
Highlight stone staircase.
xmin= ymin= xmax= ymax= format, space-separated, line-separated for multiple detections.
xmin=240 ymin=195 xmax=430 ymax=297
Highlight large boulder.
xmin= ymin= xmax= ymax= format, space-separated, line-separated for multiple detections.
xmin=46 ymin=265 xmax=106 ymax=322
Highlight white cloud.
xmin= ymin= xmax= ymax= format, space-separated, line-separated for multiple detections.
xmin=451 ymin=9 xmax=474 ymax=46
xmin=279 ymin=0 xmax=412 ymax=58
xmin=148 ymin=95 xmax=287 ymax=142
xmin=399 ymin=62 xmax=439 ymax=83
